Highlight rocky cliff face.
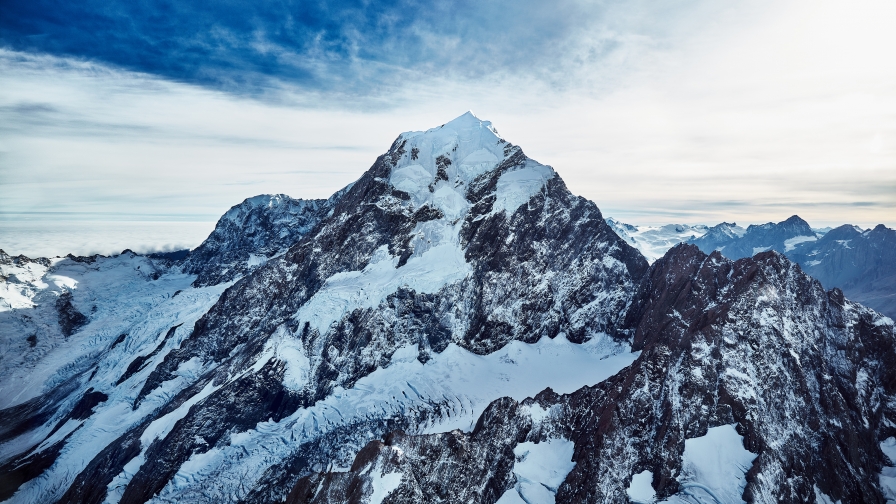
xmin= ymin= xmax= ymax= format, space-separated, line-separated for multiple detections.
xmin=181 ymin=193 xmax=345 ymax=287
xmin=294 ymin=245 xmax=896 ymax=504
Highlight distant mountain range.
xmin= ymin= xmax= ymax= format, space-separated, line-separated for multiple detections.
xmin=611 ymin=215 xmax=896 ymax=319
xmin=1 ymin=113 xmax=894 ymax=504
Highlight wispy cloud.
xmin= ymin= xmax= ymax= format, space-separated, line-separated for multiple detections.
xmin=0 ymin=0 xmax=695 ymax=97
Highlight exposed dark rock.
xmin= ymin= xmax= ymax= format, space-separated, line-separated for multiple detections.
xmin=55 ymin=291 xmax=88 ymax=337
xmin=296 ymin=244 xmax=895 ymax=503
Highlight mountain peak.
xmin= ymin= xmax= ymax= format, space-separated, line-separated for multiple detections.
xmin=387 ymin=114 xmax=552 ymax=220
xmin=780 ymin=214 xmax=811 ymax=229
xmin=426 ymin=110 xmax=496 ymax=134
xmin=401 ymin=111 xmax=502 ymax=147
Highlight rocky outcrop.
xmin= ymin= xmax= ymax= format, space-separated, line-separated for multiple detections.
xmin=54 ymin=291 xmax=88 ymax=337
xmin=181 ymin=193 xmax=344 ymax=286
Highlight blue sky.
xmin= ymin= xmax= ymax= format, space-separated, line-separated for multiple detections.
xmin=1 ymin=0 xmax=895 ymax=255
xmin=1 ymin=0 xmax=661 ymax=94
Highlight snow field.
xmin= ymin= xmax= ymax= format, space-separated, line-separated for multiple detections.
xmin=293 ymin=221 xmax=470 ymax=336
xmin=147 ymin=334 xmax=637 ymax=503
xmin=495 ymin=438 xmax=576 ymax=504
xmin=659 ymin=424 xmax=757 ymax=504
xmin=626 ymin=470 xmax=656 ymax=503
xmin=605 ymin=221 xmax=708 ymax=263
xmin=0 ymin=258 xmax=51 ymax=311
xmin=880 ymin=437 xmax=896 ymax=503
xmin=0 ymin=254 xmax=200 ymax=409
xmin=366 ymin=462 xmax=403 ymax=504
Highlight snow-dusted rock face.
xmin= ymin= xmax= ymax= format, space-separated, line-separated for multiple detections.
xmin=0 ymin=112 xmax=648 ymax=504
xmin=182 ymin=193 xmax=343 ymax=287
xmin=4 ymin=113 xmax=894 ymax=504
xmin=788 ymin=223 xmax=896 ymax=319
xmin=686 ymin=216 xmax=896 ymax=318
xmin=0 ymin=250 xmax=226 ymax=503
xmin=295 ymin=244 xmax=896 ymax=503
xmin=689 ymin=215 xmax=814 ymax=259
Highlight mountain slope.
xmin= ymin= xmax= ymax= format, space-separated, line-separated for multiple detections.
xmin=295 ymin=245 xmax=896 ymax=504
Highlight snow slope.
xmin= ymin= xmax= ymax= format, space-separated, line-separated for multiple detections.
xmin=660 ymin=425 xmax=756 ymax=504
xmin=146 ymin=335 xmax=635 ymax=503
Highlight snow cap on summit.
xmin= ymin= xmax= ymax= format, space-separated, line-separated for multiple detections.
xmin=388 ymin=112 xmax=554 ymax=219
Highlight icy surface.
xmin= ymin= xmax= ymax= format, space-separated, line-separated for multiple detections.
xmin=386 ymin=111 xmax=557 ymax=221
xmin=497 ymin=438 xmax=576 ymax=504
xmin=783 ymin=235 xmax=817 ymax=251
xmin=294 ymin=226 xmax=470 ymax=334
xmin=626 ymin=470 xmax=656 ymax=503
xmin=492 ymin=160 xmax=555 ymax=216
xmin=0 ymin=258 xmax=51 ymax=311
xmin=0 ymin=253 xmax=205 ymax=409
xmin=660 ymin=424 xmax=757 ymax=504
xmin=367 ymin=468 xmax=402 ymax=504
xmin=881 ymin=437 xmax=896 ymax=503
xmin=103 ymin=381 xmax=224 ymax=504
xmin=814 ymin=485 xmax=843 ymax=504
xmin=883 ymin=437 xmax=896 ymax=464
xmin=148 ymin=335 xmax=636 ymax=502
xmin=0 ymin=258 xmax=228 ymax=504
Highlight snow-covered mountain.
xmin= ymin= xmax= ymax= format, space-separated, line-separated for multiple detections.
xmin=1 ymin=113 xmax=894 ymax=504
xmin=613 ymin=215 xmax=896 ymax=319
xmin=607 ymin=219 xmax=708 ymax=263
xmin=788 ymin=223 xmax=896 ymax=319
xmin=0 ymin=112 xmax=646 ymax=503
xmin=181 ymin=193 xmax=346 ymax=286
xmin=679 ymin=215 xmax=896 ymax=318
xmin=689 ymin=215 xmax=816 ymax=259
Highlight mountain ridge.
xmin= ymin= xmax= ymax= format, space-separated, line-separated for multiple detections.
xmin=1 ymin=113 xmax=894 ymax=504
